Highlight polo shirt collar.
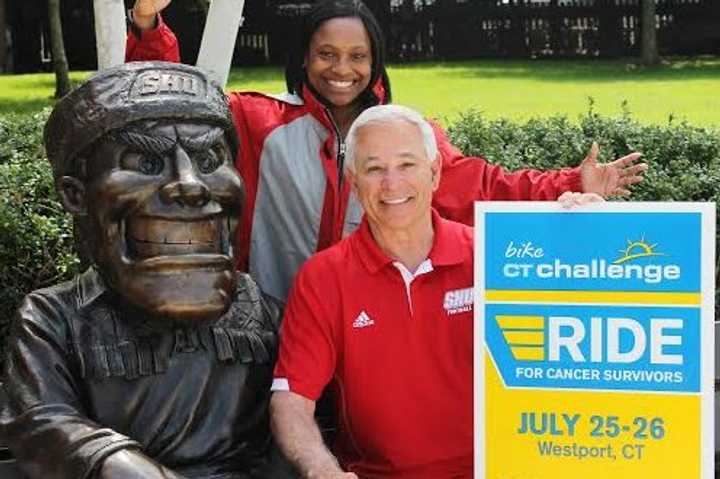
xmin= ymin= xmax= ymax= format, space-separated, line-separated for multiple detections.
xmin=355 ymin=209 xmax=466 ymax=275
xmin=355 ymin=217 xmax=394 ymax=275
xmin=428 ymin=209 xmax=466 ymax=267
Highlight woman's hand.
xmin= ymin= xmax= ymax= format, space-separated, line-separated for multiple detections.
xmin=579 ymin=142 xmax=647 ymax=198
xmin=132 ymin=0 xmax=172 ymax=31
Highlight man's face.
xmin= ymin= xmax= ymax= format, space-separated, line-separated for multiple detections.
xmin=349 ymin=120 xmax=440 ymax=236
xmin=78 ymin=120 xmax=243 ymax=322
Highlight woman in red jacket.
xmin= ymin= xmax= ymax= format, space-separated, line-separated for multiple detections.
xmin=127 ymin=0 xmax=645 ymax=303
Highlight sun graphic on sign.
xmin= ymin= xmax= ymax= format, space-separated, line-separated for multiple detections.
xmin=613 ymin=235 xmax=667 ymax=264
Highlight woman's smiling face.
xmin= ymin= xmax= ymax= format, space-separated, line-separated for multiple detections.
xmin=304 ymin=16 xmax=373 ymax=111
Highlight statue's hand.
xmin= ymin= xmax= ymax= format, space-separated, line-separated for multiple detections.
xmin=132 ymin=0 xmax=172 ymax=31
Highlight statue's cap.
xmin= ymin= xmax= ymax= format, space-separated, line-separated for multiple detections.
xmin=44 ymin=61 xmax=235 ymax=178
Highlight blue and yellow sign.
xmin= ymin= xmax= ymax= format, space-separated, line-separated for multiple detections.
xmin=474 ymin=202 xmax=715 ymax=479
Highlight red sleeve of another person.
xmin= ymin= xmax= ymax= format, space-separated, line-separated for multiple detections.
xmin=431 ymin=121 xmax=583 ymax=226
xmin=125 ymin=15 xmax=180 ymax=63
xmin=273 ymin=256 xmax=340 ymax=401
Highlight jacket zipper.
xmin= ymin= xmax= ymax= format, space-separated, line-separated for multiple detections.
xmin=325 ymin=108 xmax=346 ymax=186
xmin=338 ymin=142 xmax=347 ymax=184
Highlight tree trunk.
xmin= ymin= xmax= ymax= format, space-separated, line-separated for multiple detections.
xmin=48 ymin=0 xmax=71 ymax=98
xmin=0 ymin=0 xmax=7 ymax=72
xmin=640 ymin=0 xmax=659 ymax=65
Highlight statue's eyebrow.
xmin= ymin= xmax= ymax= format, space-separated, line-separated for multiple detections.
xmin=178 ymin=127 xmax=226 ymax=153
xmin=110 ymin=130 xmax=177 ymax=156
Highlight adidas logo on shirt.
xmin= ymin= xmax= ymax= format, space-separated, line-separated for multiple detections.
xmin=353 ymin=310 xmax=375 ymax=329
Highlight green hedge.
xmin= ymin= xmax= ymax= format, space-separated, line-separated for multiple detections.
xmin=0 ymin=109 xmax=81 ymax=359
xmin=1 ymin=108 xmax=719 ymax=369
xmin=447 ymin=106 xmax=720 ymax=202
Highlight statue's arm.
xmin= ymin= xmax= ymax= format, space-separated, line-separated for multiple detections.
xmin=98 ymin=450 xmax=186 ymax=479
xmin=0 ymin=293 xmax=184 ymax=479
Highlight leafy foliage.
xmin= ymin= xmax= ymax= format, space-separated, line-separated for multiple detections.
xmin=0 ymin=110 xmax=81 ymax=361
xmin=447 ymin=105 xmax=720 ymax=204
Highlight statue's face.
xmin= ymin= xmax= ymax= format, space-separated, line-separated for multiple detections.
xmin=80 ymin=120 xmax=242 ymax=322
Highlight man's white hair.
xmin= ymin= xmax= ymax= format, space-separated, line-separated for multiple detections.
xmin=344 ymin=104 xmax=438 ymax=175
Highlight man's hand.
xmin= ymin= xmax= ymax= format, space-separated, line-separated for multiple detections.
xmin=579 ymin=142 xmax=647 ymax=198
xmin=132 ymin=0 xmax=172 ymax=31
xmin=558 ymin=191 xmax=604 ymax=209
xmin=309 ymin=472 xmax=359 ymax=479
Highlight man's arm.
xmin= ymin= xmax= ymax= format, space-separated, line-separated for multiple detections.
xmin=270 ymin=255 xmax=357 ymax=479
xmin=270 ymin=391 xmax=356 ymax=479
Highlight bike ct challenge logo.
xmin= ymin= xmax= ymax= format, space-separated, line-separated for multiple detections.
xmin=501 ymin=235 xmax=681 ymax=285
xmin=487 ymin=236 xmax=699 ymax=393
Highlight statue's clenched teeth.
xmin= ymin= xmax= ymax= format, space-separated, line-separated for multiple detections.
xmin=126 ymin=217 xmax=227 ymax=258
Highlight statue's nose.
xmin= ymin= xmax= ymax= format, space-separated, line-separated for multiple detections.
xmin=160 ymin=146 xmax=210 ymax=207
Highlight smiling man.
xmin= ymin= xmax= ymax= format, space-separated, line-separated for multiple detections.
xmin=0 ymin=62 xmax=293 ymax=479
xmin=270 ymin=105 xmax=475 ymax=479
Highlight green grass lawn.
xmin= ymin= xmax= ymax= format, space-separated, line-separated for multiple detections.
xmin=2 ymin=57 xmax=719 ymax=126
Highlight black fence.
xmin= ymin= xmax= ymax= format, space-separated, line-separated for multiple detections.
xmin=389 ymin=0 xmax=720 ymax=61
xmin=4 ymin=0 xmax=720 ymax=73
xmin=179 ymin=0 xmax=720 ymax=66
xmin=238 ymin=0 xmax=720 ymax=65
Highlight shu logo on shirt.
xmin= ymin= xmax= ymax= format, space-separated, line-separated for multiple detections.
xmin=443 ymin=287 xmax=474 ymax=315
xmin=352 ymin=311 xmax=375 ymax=329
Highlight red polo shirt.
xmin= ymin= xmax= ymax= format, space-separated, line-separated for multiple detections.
xmin=273 ymin=210 xmax=474 ymax=478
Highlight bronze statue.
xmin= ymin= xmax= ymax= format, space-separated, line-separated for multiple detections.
xmin=0 ymin=62 xmax=294 ymax=479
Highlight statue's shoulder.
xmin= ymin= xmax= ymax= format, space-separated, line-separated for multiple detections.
xmin=11 ymin=269 xmax=108 ymax=351
xmin=19 ymin=268 xmax=105 ymax=322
